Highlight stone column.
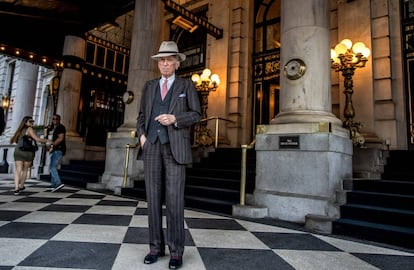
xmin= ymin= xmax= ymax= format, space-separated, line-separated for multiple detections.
xmin=272 ymin=0 xmax=341 ymax=126
xmin=10 ymin=61 xmax=38 ymax=132
xmin=99 ymin=0 xmax=163 ymax=192
xmin=57 ymin=35 xmax=85 ymax=137
xmin=56 ymin=35 xmax=86 ymax=163
xmin=119 ymin=0 xmax=163 ymax=131
xmin=248 ymin=0 xmax=353 ymax=231
xmin=6 ymin=61 xmax=38 ymax=176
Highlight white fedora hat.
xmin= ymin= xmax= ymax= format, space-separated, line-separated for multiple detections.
xmin=151 ymin=41 xmax=186 ymax=62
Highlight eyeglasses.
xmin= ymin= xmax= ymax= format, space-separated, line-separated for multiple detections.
xmin=28 ymin=120 xmax=34 ymax=123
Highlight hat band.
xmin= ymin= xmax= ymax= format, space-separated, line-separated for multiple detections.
xmin=157 ymin=51 xmax=179 ymax=54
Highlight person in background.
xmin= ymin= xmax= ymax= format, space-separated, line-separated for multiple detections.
xmin=48 ymin=114 xmax=66 ymax=192
xmin=137 ymin=41 xmax=201 ymax=270
xmin=10 ymin=116 xmax=50 ymax=195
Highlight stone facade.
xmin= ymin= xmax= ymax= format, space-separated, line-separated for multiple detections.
xmin=0 ymin=0 xmax=410 ymax=226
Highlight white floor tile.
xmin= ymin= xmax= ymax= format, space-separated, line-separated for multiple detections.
xmin=54 ymin=198 xmax=101 ymax=206
xmin=314 ymin=234 xmax=414 ymax=256
xmin=184 ymin=209 xmax=230 ymax=219
xmin=0 ymin=195 xmax=20 ymax=202
xmin=274 ymin=250 xmax=380 ymax=270
xmin=86 ymin=205 xmax=136 ymax=215
xmin=15 ymin=211 xmax=83 ymax=224
xmin=189 ymin=229 xmax=269 ymax=249
xmin=0 ymin=238 xmax=47 ymax=266
xmin=0 ymin=202 xmax=48 ymax=211
xmin=236 ymin=219 xmax=307 ymax=234
xmin=51 ymin=224 xmax=128 ymax=243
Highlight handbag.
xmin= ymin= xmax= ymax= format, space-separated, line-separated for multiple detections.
xmin=20 ymin=135 xmax=38 ymax=152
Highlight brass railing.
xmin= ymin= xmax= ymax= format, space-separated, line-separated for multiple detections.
xmin=240 ymin=139 xmax=255 ymax=206
xmin=122 ymin=143 xmax=139 ymax=188
xmin=193 ymin=116 xmax=235 ymax=148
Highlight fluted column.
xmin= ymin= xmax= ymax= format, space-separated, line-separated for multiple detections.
xmin=56 ymin=35 xmax=86 ymax=137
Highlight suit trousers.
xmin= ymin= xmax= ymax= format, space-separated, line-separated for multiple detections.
xmin=143 ymin=140 xmax=186 ymax=257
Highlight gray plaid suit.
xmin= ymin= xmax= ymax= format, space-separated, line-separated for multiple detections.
xmin=136 ymin=76 xmax=201 ymax=257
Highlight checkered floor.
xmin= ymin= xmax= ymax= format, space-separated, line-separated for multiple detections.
xmin=0 ymin=176 xmax=413 ymax=270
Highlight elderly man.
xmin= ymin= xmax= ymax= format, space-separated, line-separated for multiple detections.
xmin=136 ymin=41 xmax=201 ymax=269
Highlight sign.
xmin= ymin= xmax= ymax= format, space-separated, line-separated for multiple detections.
xmin=279 ymin=136 xmax=300 ymax=149
xmin=162 ymin=0 xmax=223 ymax=39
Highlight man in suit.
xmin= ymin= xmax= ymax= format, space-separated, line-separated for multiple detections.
xmin=136 ymin=41 xmax=201 ymax=269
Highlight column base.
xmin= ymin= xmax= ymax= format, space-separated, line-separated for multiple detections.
xmin=62 ymin=136 xmax=85 ymax=164
xmin=253 ymin=124 xmax=352 ymax=223
xmin=100 ymin=131 xmax=142 ymax=191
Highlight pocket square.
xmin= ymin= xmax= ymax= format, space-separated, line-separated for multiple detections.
xmin=179 ymin=93 xmax=186 ymax=97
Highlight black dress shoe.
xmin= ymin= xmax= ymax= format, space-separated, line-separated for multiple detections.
xmin=144 ymin=251 xmax=165 ymax=264
xmin=169 ymin=256 xmax=183 ymax=269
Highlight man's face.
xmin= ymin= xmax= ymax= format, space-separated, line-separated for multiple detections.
xmin=158 ymin=56 xmax=180 ymax=78
xmin=52 ymin=116 xmax=60 ymax=125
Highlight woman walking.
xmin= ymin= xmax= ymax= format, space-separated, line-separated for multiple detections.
xmin=10 ymin=116 xmax=50 ymax=195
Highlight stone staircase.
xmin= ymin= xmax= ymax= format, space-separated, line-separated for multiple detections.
xmin=333 ymin=150 xmax=414 ymax=249
xmin=40 ymin=160 xmax=105 ymax=188
xmin=121 ymin=148 xmax=256 ymax=215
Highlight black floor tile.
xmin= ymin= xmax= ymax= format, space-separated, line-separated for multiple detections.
xmin=19 ymin=240 xmax=120 ymax=270
xmin=253 ymin=232 xmax=341 ymax=251
xmin=73 ymin=213 xmax=132 ymax=226
xmin=123 ymin=227 xmax=150 ymax=244
xmin=0 ymin=210 xmax=30 ymax=221
xmin=185 ymin=218 xmax=246 ymax=230
xmin=122 ymin=227 xmax=195 ymax=246
xmin=353 ymin=253 xmax=414 ymax=270
xmin=40 ymin=204 xmax=92 ymax=212
xmin=198 ymin=248 xmax=295 ymax=270
xmin=0 ymin=222 xmax=66 ymax=239
xmin=97 ymin=199 xmax=138 ymax=207
xmin=68 ymin=193 xmax=106 ymax=199
xmin=15 ymin=197 xmax=61 ymax=203
xmin=134 ymin=208 xmax=148 ymax=215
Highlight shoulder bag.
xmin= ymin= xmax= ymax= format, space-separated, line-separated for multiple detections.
xmin=20 ymin=135 xmax=38 ymax=152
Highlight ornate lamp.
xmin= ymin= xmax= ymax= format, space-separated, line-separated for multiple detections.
xmin=331 ymin=38 xmax=370 ymax=146
xmin=191 ymin=68 xmax=220 ymax=147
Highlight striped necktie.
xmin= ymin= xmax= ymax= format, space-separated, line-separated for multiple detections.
xmin=161 ymin=79 xmax=168 ymax=100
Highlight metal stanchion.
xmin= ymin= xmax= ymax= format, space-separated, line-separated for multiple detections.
xmin=122 ymin=143 xmax=138 ymax=188
xmin=239 ymin=140 xmax=255 ymax=206
xmin=214 ymin=117 xmax=219 ymax=148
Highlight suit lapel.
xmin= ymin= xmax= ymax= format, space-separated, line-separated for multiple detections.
xmin=146 ymin=79 xmax=159 ymax=127
xmin=168 ymin=78 xmax=183 ymax=113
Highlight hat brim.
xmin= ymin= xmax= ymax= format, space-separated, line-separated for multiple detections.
xmin=151 ymin=52 xmax=186 ymax=62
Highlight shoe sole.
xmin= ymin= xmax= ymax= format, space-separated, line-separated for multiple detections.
xmin=51 ymin=184 xmax=65 ymax=192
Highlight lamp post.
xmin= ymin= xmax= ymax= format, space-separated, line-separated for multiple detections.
xmin=191 ymin=68 xmax=220 ymax=147
xmin=331 ymin=38 xmax=370 ymax=146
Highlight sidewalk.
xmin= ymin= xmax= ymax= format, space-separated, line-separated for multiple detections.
xmin=0 ymin=175 xmax=413 ymax=269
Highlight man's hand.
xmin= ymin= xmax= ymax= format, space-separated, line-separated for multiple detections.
xmin=155 ymin=114 xmax=176 ymax=126
xmin=140 ymin=134 xmax=147 ymax=148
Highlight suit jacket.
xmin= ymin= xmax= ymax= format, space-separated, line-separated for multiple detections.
xmin=137 ymin=76 xmax=201 ymax=164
